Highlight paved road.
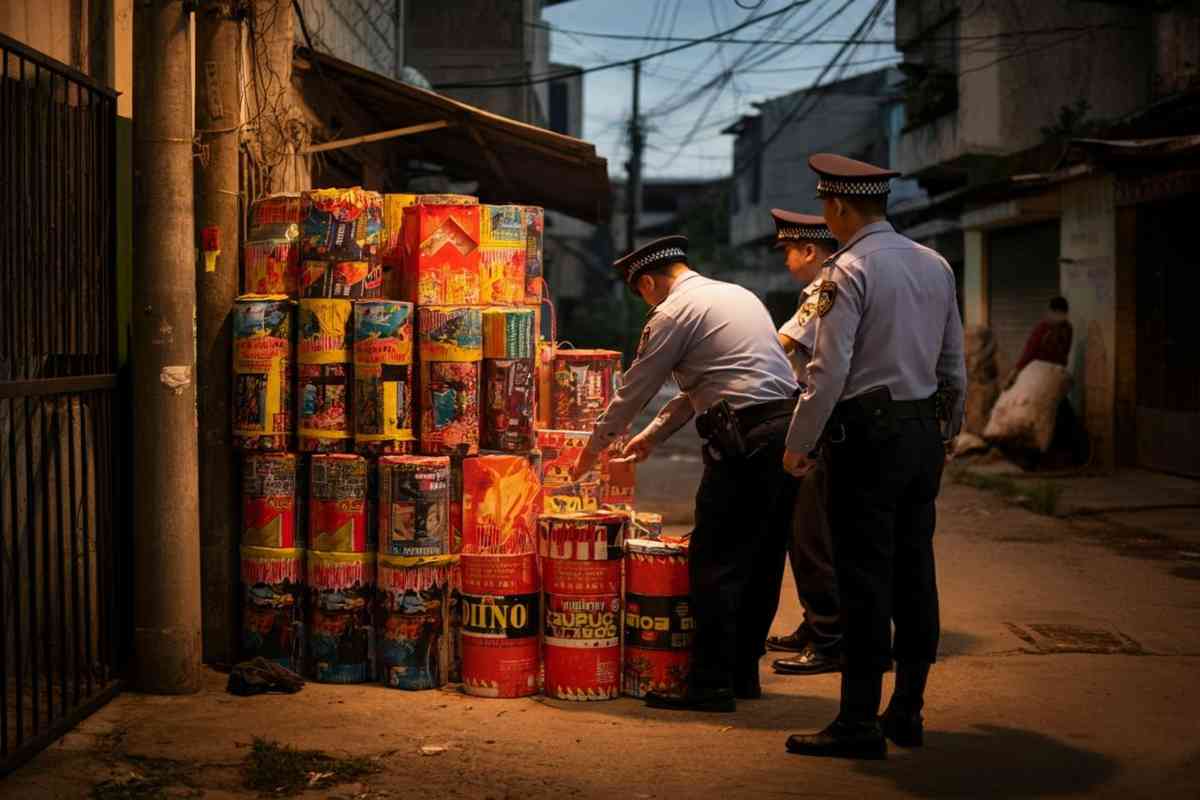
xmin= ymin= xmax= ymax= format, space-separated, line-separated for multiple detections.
xmin=5 ymin=443 xmax=1200 ymax=798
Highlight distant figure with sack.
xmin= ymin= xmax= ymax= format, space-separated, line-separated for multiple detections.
xmin=1003 ymin=296 xmax=1073 ymax=389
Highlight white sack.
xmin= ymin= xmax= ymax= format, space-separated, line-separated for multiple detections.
xmin=982 ymin=360 xmax=1071 ymax=453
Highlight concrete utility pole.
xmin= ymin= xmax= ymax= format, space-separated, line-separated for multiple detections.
xmin=132 ymin=0 xmax=202 ymax=693
xmin=625 ymin=59 xmax=642 ymax=254
xmin=195 ymin=0 xmax=242 ymax=667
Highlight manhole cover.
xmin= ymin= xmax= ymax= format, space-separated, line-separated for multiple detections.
xmin=1005 ymin=623 xmax=1143 ymax=655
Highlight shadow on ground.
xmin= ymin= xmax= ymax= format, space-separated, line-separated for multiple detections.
xmin=855 ymin=724 xmax=1120 ymax=797
xmin=533 ymin=690 xmax=841 ymax=731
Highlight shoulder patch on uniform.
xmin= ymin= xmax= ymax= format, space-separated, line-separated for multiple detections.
xmin=816 ymin=280 xmax=838 ymax=317
xmin=637 ymin=320 xmax=654 ymax=356
xmin=795 ymin=292 xmax=820 ymax=327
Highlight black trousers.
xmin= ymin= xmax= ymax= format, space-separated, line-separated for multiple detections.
xmin=826 ymin=417 xmax=944 ymax=675
xmin=788 ymin=456 xmax=841 ymax=645
xmin=688 ymin=416 xmax=796 ymax=690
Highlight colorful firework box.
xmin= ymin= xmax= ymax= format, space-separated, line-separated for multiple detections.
xmin=419 ymin=307 xmax=483 ymax=456
xmin=551 ymin=349 xmax=622 ymax=430
xmin=461 ymin=454 xmax=542 ymax=555
xmin=299 ymin=259 xmax=383 ymax=299
xmin=240 ymin=545 xmax=305 ymax=670
xmin=244 ymin=239 xmax=299 ymax=296
xmin=536 ymin=429 xmax=601 ymax=514
xmin=459 ymin=552 xmax=540 ymax=698
xmin=536 ymin=340 xmax=555 ymax=429
xmin=377 ymin=554 xmax=456 ymax=690
xmin=401 ymin=203 xmax=481 ymax=306
xmin=601 ymin=456 xmax=636 ymax=510
xmin=417 ymin=306 xmax=482 ymax=362
xmin=482 ymin=307 xmax=535 ymax=360
xmin=307 ymin=550 xmax=376 ymax=683
xmin=480 ymin=205 xmax=526 ymax=306
xmin=309 ymin=454 xmax=372 ymax=552
xmin=242 ymin=452 xmax=302 ymax=549
xmin=233 ymin=295 xmax=293 ymax=451
xmin=378 ymin=456 xmax=450 ymax=557
xmin=354 ymin=300 xmax=415 ymax=454
xmin=449 ymin=455 xmax=464 ymax=554
xmin=381 ymin=194 xmax=418 ymax=297
xmin=482 ymin=359 xmax=536 ymax=453
xmin=300 ymin=187 xmax=383 ymax=262
xmin=297 ymin=299 xmax=353 ymax=452
xmin=522 ymin=206 xmax=544 ymax=305
xmin=248 ymin=193 xmax=302 ymax=241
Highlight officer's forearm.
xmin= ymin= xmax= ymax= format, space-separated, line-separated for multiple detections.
xmin=642 ymin=392 xmax=694 ymax=446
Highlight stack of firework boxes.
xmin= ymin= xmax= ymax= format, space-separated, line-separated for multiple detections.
xmin=234 ymin=189 xmax=584 ymax=691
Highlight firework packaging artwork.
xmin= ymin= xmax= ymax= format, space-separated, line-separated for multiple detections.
xmin=536 ymin=341 xmax=555 ymax=429
xmin=541 ymin=522 xmax=622 ymax=701
xmin=418 ymin=307 xmax=483 ymax=456
xmin=482 ymin=307 xmax=535 ymax=360
xmin=402 ymin=202 xmax=481 ymax=306
xmin=307 ymin=550 xmax=376 ymax=683
xmin=551 ymin=349 xmax=622 ymax=430
xmin=300 ymin=187 xmax=382 ymax=262
xmin=522 ymin=206 xmax=544 ymax=305
xmin=479 ymin=204 xmax=526 ymax=306
xmin=240 ymin=545 xmax=305 ymax=671
xmin=602 ymin=455 xmax=636 ymax=510
xmin=537 ymin=512 xmax=626 ymax=562
xmin=354 ymin=300 xmax=415 ymax=454
xmin=378 ymin=456 xmax=450 ymax=557
xmin=631 ymin=512 xmax=664 ymax=541
xmin=447 ymin=563 xmax=463 ymax=682
xmin=461 ymin=455 xmax=541 ymax=555
xmin=449 ymin=455 xmax=464 ymax=554
xmin=297 ymin=299 xmax=353 ymax=452
xmin=377 ymin=554 xmax=455 ymax=690
xmin=623 ymin=538 xmax=694 ymax=699
xmin=482 ymin=359 xmax=536 ymax=452
xmin=248 ymin=193 xmax=302 ymax=240
xmin=233 ymin=295 xmax=293 ymax=451
xmin=244 ymin=239 xmax=299 ymax=296
xmin=309 ymin=454 xmax=372 ymax=553
xmin=299 ymin=260 xmax=383 ymax=299
xmin=242 ymin=452 xmax=302 ymax=549
xmin=459 ymin=552 xmax=539 ymax=698
xmin=537 ymin=429 xmax=601 ymax=513
xmin=381 ymin=194 xmax=418 ymax=297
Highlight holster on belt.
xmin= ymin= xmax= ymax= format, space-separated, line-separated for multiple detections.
xmin=696 ymin=397 xmax=796 ymax=460
xmin=825 ymin=386 xmax=940 ymax=446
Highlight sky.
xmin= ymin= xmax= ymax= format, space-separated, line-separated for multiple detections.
xmin=542 ymin=0 xmax=900 ymax=181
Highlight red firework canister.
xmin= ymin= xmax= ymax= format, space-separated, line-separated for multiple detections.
xmin=540 ymin=513 xmax=625 ymax=701
xmin=623 ymin=538 xmax=694 ymax=699
xmin=309 ymin=454 xmax=372 ymax=552
xmin=459 ymin=552 xmax=539 ymax=698
xmin=241 ymin=452 xmax=302 ymax=548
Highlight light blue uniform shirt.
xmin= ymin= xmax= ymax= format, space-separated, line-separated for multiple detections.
xmin=587 ymin=270 xmax=799 ymax=455
xmin=785 ymin=221 xmax=967 ymax=453
xmin=779 ymin=280 xmax=820 ymax=385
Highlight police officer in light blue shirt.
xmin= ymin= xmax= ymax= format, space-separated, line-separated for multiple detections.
xmin=782 ymin=154 xmax=966 ymax=760
xmin=570 ymin=235 xmax=799 ymax=711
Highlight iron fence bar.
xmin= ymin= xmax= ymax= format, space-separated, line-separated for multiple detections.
xmin=0 ymin=32 xmax=117 ymax=99
xmin=2 ymin=50 xmax=10 ymax=363
xmin=7 ymin=396 xmax=21 ymax=752
xmin=55 ymin=398 xmax=68 ymax=720
xmin=80 ymin=392 xmax=94 ymax=695
xmin=0 ymin=680 xmax=121 ymax=780
xmin=41 ymin=395 xmax=54 ymax=725
xmin=0 ymin=376 xmax=118 ymax=399
xmin=23 ymin=394 xmax=37 ymax=739
xmin=1 ymin=397 xmax=9 ymax=757
xmin=67 ymin=394 xmax=81 ymax=708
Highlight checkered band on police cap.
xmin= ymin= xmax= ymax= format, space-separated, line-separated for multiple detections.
xmin=613 ymin=234 xmax=689 ymax=286
xmin=777 ymin=224 xmax=837 ymax=242
xmin=815 ymin=177 xmax=892 ymax=197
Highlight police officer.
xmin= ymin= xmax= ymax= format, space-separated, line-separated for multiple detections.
xmin=570 ymin=235 xmax=799 ymax=712
xmin=763 ymin=210 xmax=843 ymax=676
xmin=781 ymin=155 xmax=966 ymax=759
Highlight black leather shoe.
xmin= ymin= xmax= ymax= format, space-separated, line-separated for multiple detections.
xmin=645 ymin=688 xmax=736 ymax=713
xmin=881 ymin=706 xmax=924 ymax=747
xmin=773 ymin=644 xmax=841 ymax=675
xmin=734 ymin=673 xmax=762 ymax=700
xmin=785 ymin=719 xmax=887 ymax=760
xmin=766 ymin=626 xmax=813 ymax=653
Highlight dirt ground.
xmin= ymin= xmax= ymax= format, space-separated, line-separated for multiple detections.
xmin=5 ymin=432 xmax=1200 ymax=798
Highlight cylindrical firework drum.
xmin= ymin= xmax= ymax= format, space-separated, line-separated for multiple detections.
xmin=240 ymin=545 xmax=305 ymax=670
xmin=550 ymin=349 xmax=622 ymax=430
xmin=233 ymin=295 xmax=293 ymax=450
xmin=354 ymin=300 xmax=415 ymax=454
xmin=540 ymin=514 xmax=625 ymax=701
xmin=377 ymin=554 xmax=455 ymax=690
xmin=482 ymin=308 xmax=536 ymax=452
xmin=623 ymin=539 xmax=694 ymax=699
xmin=297 ymin=299 xmax=353 ymax=452
xmin=459 ymin=552 xmax=539 ymax=698
xmin=309 ymin=454 xmax=372 ymax=552
xmin=418 ymin=307 xmax=482 ymax=456
xmin=308 ymin=550 xmax=376 ymax=683
xmin=242 ymin=453 xmax=302 ymax=549
xmin=462 ymin=454 xmax=541 ymax=555
xmin=378 ymin=456 xmax=450 ymax=556
xmin=631 ymin=512 xmax=663 ymax=541
xmin=447 ymin=562 xmax=463 ymax=682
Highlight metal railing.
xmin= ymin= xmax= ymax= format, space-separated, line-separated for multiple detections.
xmin=0 ymin=31 xmax=124 ymax=777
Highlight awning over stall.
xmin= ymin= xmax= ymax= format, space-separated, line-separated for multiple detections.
xmin=293 ymin=46 xmax=611 ymax=223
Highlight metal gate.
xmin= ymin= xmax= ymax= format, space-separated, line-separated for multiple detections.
xmin=0 ymin=32 xmax=124 ymax=776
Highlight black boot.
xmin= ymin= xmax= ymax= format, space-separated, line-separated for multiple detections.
xmin=645 ymin=686 xmax=736 ymax=712
xmin=881 ymin=662 xmax=929 ymax=747
xmin=785 ymin=672 xmax=886 ymax=760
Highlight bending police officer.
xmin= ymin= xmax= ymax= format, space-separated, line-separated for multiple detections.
xmin=570 ymin=235 xmax=798 ymax=712
xmin=781 ymin=155 xmax=966 ymax=759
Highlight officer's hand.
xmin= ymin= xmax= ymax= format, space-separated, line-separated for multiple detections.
xmin=782 ymin=448 xmax=814 ymax=478
xmin=612 ymin=431 xmax=654 ymax=464
xmin=569 ymin=448 xmax=601 ymax=482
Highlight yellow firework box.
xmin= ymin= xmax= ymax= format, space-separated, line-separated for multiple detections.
xmin=480 ymin=205 xmax=526 ymax=306
xmin=381 ymin=194 xmax=418 ymax=298
xmin=354 ymin=300 xmax=416 ymax=454
xmin=297 ymin=299 xmax=354 ymax=452
xmin=233 ymin=295 xmax=294 ymax=451
xmin=418 ymin=307 xmax=483 ymax=456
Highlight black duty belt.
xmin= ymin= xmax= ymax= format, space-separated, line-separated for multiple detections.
xmin=734 ymin=397 xmax=797 ymax=433
xmin=832 ymin=394 xmax=939 ymax=422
